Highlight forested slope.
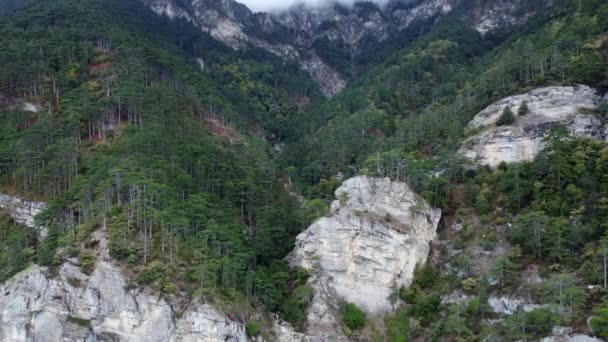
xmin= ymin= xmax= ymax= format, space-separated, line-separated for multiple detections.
xmin=281 ymin=0 xmax=608 ymax=339
xmin=286 ymin=0 xmax=608 ymax=205
xmin=0 ymin=0 xmax=320 ymax=322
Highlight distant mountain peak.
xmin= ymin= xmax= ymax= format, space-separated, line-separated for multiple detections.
xmin=142 ymin=0 xmax=541 ymax=96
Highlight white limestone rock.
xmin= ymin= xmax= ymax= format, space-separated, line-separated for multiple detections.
xmin=22 ymin=102 xmax=40 ymax=113
xmin=288 ymin=176 xmax=441 ymax=340
xmin=460 ymin=85 xmax=604 ymax=168
xmin=488 ymin=296 xmax=524 ymax=315
xmin=272 ymin=319 xmax=309 ymax=342
xmin=471 ymin=0 xmax=535 ymax=35
xmin=0 ymin=230 xmax=248 ymax=342
xmin=0 ymin=193 xmax=46 ymax=231
xmin=488 ymin=296 xmax=547 ymax=316
xmin=542 ymin=334 xmax=603 ymax=342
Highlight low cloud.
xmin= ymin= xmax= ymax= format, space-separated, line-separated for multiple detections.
xmin=239 ymin=0 xmax=392 ymax=12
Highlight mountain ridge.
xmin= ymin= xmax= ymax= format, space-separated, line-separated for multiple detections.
xmin=143 ymin=0 xmax=544 ymax=96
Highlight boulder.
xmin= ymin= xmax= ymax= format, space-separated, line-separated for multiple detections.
xmin=460 ymin=85 xmax=604 ymax=168
xmin=288 ymin=176 xmax=441 ymax=340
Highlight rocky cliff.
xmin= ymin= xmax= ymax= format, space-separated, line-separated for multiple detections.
xmin=288 ymin=176 xmax=441 ymax=340
xmin=460 ymin=85 xmax=605 ymax=168
xmin=142 ymin=0 xmax=542 ymax=96
xmin=0 ymin=229 xmax=248 ymax=342
xmin=0 ymin=193 xmax=45 ymax=231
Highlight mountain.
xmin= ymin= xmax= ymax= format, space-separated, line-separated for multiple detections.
xmin=0 ymin=0 xmax=607 ymax=341
xmin=143 ymin=0 xmax=546 ymax=96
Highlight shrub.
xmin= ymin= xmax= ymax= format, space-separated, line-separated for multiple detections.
xmin=67 ymin=315 xmax=91 ymax=328
xmin=462 ymin=277 xmax=478 ymax=292
xmin=496 ymin=106 xmax=516 ymax=126
xmin=385 ymin=309 xmax=409 ymax=342
xmin=246 ymin=321 xmax=261 ymax=337
xmin=135 ymin=261 xmax=166 ymax=285
xmin=162 ymin=282 xmax=180 ymax=295
xmin=80 ymin=250 xmax=96 ymax=274
xmin=410 ymin=294 xmax=441 ymax=325
xmin=590 ymin=306 xmax=608 ymax=338
xmin=400 ymin=285 xmax=421 ymax=304
xmin=518 ymin=101 xmax=529 ymax=116
xmin=343 ymin=303 xmax=367 ymax=330
xmin=522 ymin=308 xmax=555 ymax=336
xmin=281 ymin=285 xmax=314 ymax=328
xmin=412 ymin=264 xmax=440 ymax=289
xmin=66 ymin=277 xmax=82 ymax=288
xmin=481 ymin=232 xmax=497 ymax=251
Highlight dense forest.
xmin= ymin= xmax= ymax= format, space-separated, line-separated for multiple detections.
xmin=1 ymin=0 xmax=608 ymax=340
xmin=0 ymin=0 xmax=320 ymax=321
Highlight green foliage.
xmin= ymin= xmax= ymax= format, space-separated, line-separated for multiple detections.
xmin=410 ymin=293 xmax=442 ymax=325
xmin=542 ymin=274 xmax=587 ymax=322
xmin=80 ymin=250 xmax=96 ymax=274
xmin=503 ymin=308 xmax=556 ymax=340
xmin=300 ymin=199 xmax=330 ymax=226
xmin=67 ymin=316 xmax=92 ymax=328
xmin=0 ymin=212 xmax=37 ymax=281
xmin=37 ymin=226 xmax=60 ymax=266
xmin=0 ymin=0 xmax=320 ymax=323
xmin=246 ymin=321 xmax=261 ymax=337
xmin=411 ymin=263 xmax=441 ymax=290
xmin=342 ymin=303 xmax=367 ymax=331
xmin=491 ymin=256 xmax=519 ymax=288
xmin=312 ymin=37 xmax=352 ymax=78
xmin=462 ymin=277 xmax=478 ymax=293
xmin=591 ymin=305 xmax=608 ymax=338
xmin=496 ymin=106 xmax=516 ymax=126
xmin=518 ymin=101 xmax=529 ymax=116
xmin=281 ymin=285 xmax=314 ymax=329
xmin=384 ymin=309 xmax=409 ymax=342
xmin=135 ymin=261 xmax=169 ymax=286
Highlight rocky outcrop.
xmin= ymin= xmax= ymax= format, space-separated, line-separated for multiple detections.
xmin=272 ymin=320 xmax=309 ymax=342
xmin=541 ymin=326 xmax=603 ymax=342
xmin=0 ymin=230 xmax=248 ymax=342
xmin=0 ymin=193 xmax=45 ymax=230
xmin=460 ymin=85 xmax=605 ymax=168
xmin=288 ymin=176 xmax=441 ymax=340
xmin=469 ymin=0 xmax=539 ymax=35
xmin=142 ymin=0 xmax=546 ymax=96
xmin=487 ymin=296 xmax=547 ymax=315
xmin=141 ymin=0 xmax=462 ymax=96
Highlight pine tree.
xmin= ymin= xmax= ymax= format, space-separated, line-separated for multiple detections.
xmin=497 ymin=106 xmax=516 ymax=126
xmin=518 ymin=101 xmax=529 ymax=116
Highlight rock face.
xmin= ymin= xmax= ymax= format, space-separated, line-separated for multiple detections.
xmin=0 ymin=193 xmax=46 ymax=229
xmin=541 ymin=330 xmax=603 ymax=342
xmin=272 ymin=320 xmax=309 ymax=342
xmin=140 ymin=0 xmax=457 ymax=96
xmin=460 ymin=85 xmax=605 ymax=168
xmin=469 ymin=0 xmax=537 ymax=35
xmin=487 ymin=296 xmax=547 ymax=315
xmin=0 ymin=230 xmax=248 ymax=342
xmin=288 ymin=176 xmax=441 ymax=340
xmin=141 ymin=0 xmax=547 ymax=96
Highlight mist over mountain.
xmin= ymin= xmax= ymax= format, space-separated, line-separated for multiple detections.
xmin=239 ymin=0 xmax=393 ymax=12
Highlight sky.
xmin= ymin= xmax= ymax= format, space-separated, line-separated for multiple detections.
xmin=238 ymin=0 xmax=391 ymax=12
